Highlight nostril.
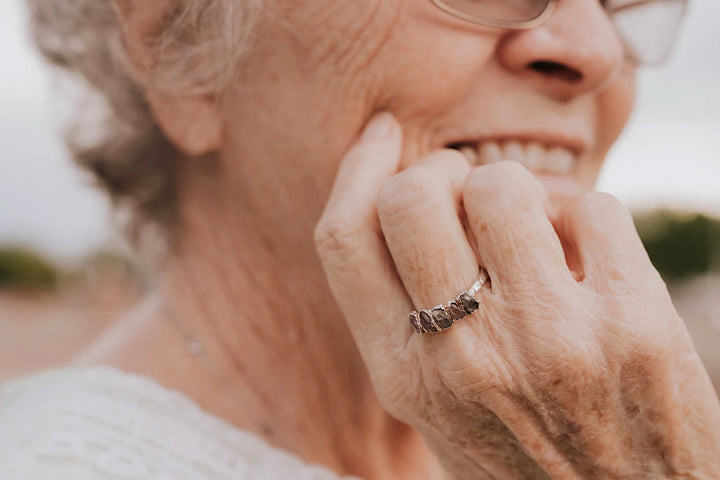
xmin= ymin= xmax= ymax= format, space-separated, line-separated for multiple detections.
xmin=529 ymin=61 xmax=583 ymax=83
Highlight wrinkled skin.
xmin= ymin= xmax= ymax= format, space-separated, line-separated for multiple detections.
xmin=315 ymin=117 xmax=720 ymax=478
xmin=116 ymin=0 xmax=720 ymax=476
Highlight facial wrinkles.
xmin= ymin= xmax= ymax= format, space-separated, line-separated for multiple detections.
xmin=233 ymin=0 xmax=634 ymax=220
xmin=273 ymin=1 xmax=395 ymax=76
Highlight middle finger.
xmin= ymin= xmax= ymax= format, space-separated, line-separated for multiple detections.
xmin=463 ymin=161 xmax=575 ymax=294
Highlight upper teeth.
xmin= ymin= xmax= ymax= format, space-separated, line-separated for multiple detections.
xmin=457 ymin=141 xmax=577 ymax=175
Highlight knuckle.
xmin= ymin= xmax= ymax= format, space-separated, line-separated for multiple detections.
xmin=571 ymin=192 xmax=631 ymax=232
xmin=465 ymin=161 xmax=544 ymax=209
xmin=377 ymin=168 xmax=436 ymax=218
xmin=580 ymin=190 xmax=625 ymax=214
xmin=313 ymin=217 xmax=362 ymax=259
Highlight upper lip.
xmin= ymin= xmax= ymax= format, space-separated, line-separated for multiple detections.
xmin=444 ymin=133 xmax=589 ymax=157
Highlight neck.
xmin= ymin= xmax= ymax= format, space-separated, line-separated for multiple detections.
xmin=79 ymin=159 xmax=442 ymax=479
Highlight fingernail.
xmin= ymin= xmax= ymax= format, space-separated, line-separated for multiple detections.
xmin=361 ymin=112 xmax=395 ymax=142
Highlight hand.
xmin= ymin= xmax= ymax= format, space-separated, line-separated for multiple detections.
xmin=315 ymin=113 xmax=720 ymax=479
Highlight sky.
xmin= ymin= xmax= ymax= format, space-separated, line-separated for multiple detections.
xmin=596 ymin=0 xmax=720 ymax=214
xmin=1 ymin=0 xmax=718 ymax=266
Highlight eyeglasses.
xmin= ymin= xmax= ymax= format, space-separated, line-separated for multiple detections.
xmin=429 ymin=0 xmax=689 ymax=65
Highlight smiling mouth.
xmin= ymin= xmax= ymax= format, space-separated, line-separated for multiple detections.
xmin=449 ymin=140 xmax=578 ymax=176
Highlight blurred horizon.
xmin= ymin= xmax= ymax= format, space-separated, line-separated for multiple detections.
xmin=1 ymin=0 xmax=718 ymax=267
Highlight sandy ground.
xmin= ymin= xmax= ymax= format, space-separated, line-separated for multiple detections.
xmin=0 ymin=267 xmax=140 ymax=381
xmin=1 ymin=273 xmax=719 ymax=396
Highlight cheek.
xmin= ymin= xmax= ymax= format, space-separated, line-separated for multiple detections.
xmin=376 ymin=30 xmax=498 ymax=117
xmin=596 ymin=66 xmax=637 ymax=156
xmin=579 ymin=66 xmax=636 ymax=187
xmin=362 ymin=1 xmax=499 ymax=120
xmin=368 ymin=24 xmax=499 ymax=162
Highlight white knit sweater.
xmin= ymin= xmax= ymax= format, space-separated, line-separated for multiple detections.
xmin=0 ymin=367 xmax=353 ymax=480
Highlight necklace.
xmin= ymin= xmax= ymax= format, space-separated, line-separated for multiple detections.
xmin=158 ymin=293 xmax=214 ymax=360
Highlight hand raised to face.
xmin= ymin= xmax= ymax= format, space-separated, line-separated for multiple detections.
xmin=315 ymin=113 xmax=720 ymax=479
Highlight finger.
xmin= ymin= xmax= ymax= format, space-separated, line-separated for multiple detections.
xmin=377 ymin=149 xmax=480 ymax=316
xmin=463 ymin=162 xmax=574 ymax=292
xmin=555 ymin=191 xmax=659 ymax=289
xmin=315 ymin=112 xmax=411 ymax=357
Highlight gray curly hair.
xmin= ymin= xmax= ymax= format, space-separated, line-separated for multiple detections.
xmin=25 ymin=0 xmax=261 ymax=257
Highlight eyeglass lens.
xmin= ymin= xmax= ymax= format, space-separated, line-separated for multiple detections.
xmin=607 ymin=0 xmax=687 ymax=64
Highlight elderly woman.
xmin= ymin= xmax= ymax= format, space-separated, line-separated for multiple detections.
xmin=2 ymin=0 xmax=719 ymax=478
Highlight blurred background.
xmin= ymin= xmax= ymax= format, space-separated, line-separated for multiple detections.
xmin=1 ymin=0 xmax=718 ymax=388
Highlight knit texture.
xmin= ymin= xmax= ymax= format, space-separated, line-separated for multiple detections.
xmin=0 ymin=367 xmax=354 ymax=480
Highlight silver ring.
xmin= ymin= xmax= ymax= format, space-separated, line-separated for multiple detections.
xmin=409 ymin=268 xmax=489 ymax=335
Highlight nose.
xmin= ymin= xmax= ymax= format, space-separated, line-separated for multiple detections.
xmin=496 ymin=0 xmax=626 ymax=100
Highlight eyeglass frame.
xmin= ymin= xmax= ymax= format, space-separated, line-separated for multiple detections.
xmin=428 ymin=0 xmax=689 ymax=64
xmin=429 ymin=0 xmax=689 ymax=30
xmin=429 ymin=0 xmax=559 ymax=30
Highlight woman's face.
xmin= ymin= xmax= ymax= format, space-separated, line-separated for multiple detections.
xmin=211 ymin=0 xmax=635 ymax=241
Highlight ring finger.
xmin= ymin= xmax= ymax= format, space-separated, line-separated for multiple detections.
xmin=377 ymin=149 xmax=483 ymax=334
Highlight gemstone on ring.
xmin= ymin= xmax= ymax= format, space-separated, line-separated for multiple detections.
xmin=458 ymin=292 xmax=480 ymax=315
xmin=419 ymin=310 xmax=437 ymax=332
xmin=431 ymin=307 xmax=453 ymax=329
xmin=445 ymin=301 xmax=465 ymax=321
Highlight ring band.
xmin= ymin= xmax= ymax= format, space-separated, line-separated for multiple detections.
xmin=409 ymin=268 xmax=489 ymax=335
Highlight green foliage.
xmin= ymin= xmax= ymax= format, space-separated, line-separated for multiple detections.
xmin=0 ymin=248 xmax=58 ymax=290
xmin=635 ymin=211 xmax=720 ymax=280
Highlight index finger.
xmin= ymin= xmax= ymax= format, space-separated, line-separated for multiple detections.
xmin=314 ymin=113 xmax=412 ymax=364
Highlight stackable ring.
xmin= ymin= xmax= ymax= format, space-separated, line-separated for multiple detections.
xmin=409 ymin=268 xmax=489 ymax=335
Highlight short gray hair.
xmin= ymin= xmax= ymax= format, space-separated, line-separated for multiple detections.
xmin=25 ymin=0 xmax=260 ymax=258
